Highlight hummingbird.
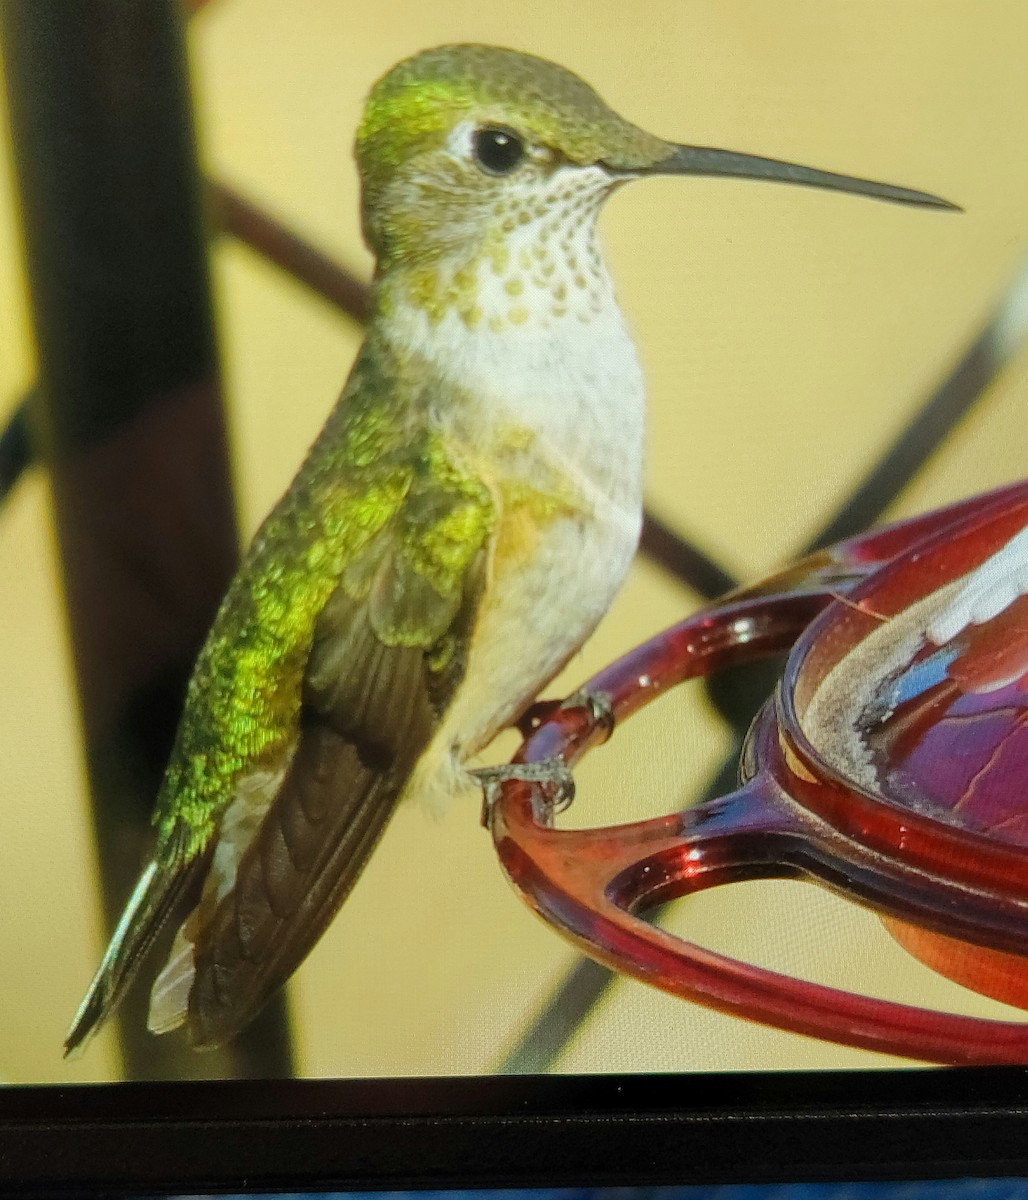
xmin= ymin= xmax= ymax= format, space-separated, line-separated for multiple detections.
xmin=65 ymin=43 xmax=956 ymax=1053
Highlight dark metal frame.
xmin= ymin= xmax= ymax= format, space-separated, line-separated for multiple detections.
xmin=0 ymin=0 xmax=291 ymax=1081
xmin=4 ymin=1069 xmax=1028 ymax=1195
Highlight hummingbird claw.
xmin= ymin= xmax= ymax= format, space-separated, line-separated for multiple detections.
xmin=560 ymin=686 xmax=616 ymax=739
xmin=475 ymin=757 xmax=576 ymax=829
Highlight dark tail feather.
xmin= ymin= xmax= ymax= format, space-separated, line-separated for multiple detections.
xmin=184 ymin=725 xmax=406 ymax=1048
xmin=64 ymin=859 xmax=196 ymax=1057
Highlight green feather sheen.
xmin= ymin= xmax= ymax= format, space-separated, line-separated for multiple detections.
xmin=153 ymin=336 xmax=494 ymax=863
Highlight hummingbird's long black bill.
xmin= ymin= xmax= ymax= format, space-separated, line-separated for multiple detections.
xmin=630 ymin=143 xmax=960 ymax=210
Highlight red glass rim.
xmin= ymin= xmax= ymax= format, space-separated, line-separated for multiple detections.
xmin=777 ymin=493 xmax=1028 ymax=896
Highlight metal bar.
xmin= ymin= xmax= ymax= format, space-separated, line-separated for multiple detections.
xmin=708 ymin=267 xmax=1028 ymax=729
xmin=0 ymin=397 xmax=31 ymax=505
xmin=208 ymin=181 xmax=371 ymax=323
xmin=640 ymin=510 xmax=737 ymax=598
xmin=809 ymin=324 xmax=1014 ymax=551
xmin=1 ymin=0 xmax=291 ymax=1078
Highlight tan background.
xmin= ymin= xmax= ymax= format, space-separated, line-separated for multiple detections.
xmin=2 ymin=0 xmax=1028 ymax=1083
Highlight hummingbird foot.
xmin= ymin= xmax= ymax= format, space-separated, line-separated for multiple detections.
xmin=560 ymin=686 xmax=616 ymax=739
xmin=515 ymin=688 xmax=616 ymax=739
xmin=475 ymin=757 xmax=576 ymax=829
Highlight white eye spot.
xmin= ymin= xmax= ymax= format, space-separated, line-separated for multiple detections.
xmin=446 ymin=121 xmax=478 ymax=162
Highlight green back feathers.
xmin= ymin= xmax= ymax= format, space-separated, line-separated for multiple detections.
xmin=151 ymin=333 xmax=495 ymax=864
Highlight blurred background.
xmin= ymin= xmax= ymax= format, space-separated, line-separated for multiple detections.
xmin=2 ymin=0 xmax=1028 ymax=1085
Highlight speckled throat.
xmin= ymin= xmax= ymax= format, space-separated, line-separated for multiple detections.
xmin=373 ymin=161 xmax=645 ymax=521
xmin=376 ymin=158 xmax=617 ymax=330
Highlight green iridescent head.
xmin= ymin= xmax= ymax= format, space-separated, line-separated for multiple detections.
xmin=355 ymin=45 xmax=670 ymax=269
xmin=355 ymin=44 xmax=957 ymax=279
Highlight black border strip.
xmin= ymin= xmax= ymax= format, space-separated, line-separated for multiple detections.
xmin=3 ymin=1069 xmax=1028 ymax=1194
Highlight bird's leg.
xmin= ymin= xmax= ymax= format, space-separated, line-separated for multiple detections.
xmin=475 ymin=757 xmax=576 ymax=829
xmin=516 ymin=687 xmax=616 ymax=739
xmin=480 ymin=690 xmax=613 ymax=828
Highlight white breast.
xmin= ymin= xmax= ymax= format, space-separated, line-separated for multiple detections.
xmin=385 ymin=195 xmax=647 ymax=806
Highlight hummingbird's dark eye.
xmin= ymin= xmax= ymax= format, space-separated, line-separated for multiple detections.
xmin=472 ymin=126 xmax=525 ymax=175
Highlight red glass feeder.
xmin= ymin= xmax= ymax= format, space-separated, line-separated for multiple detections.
xmin=489 ymin=480 xmax=1028 ymax=1065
